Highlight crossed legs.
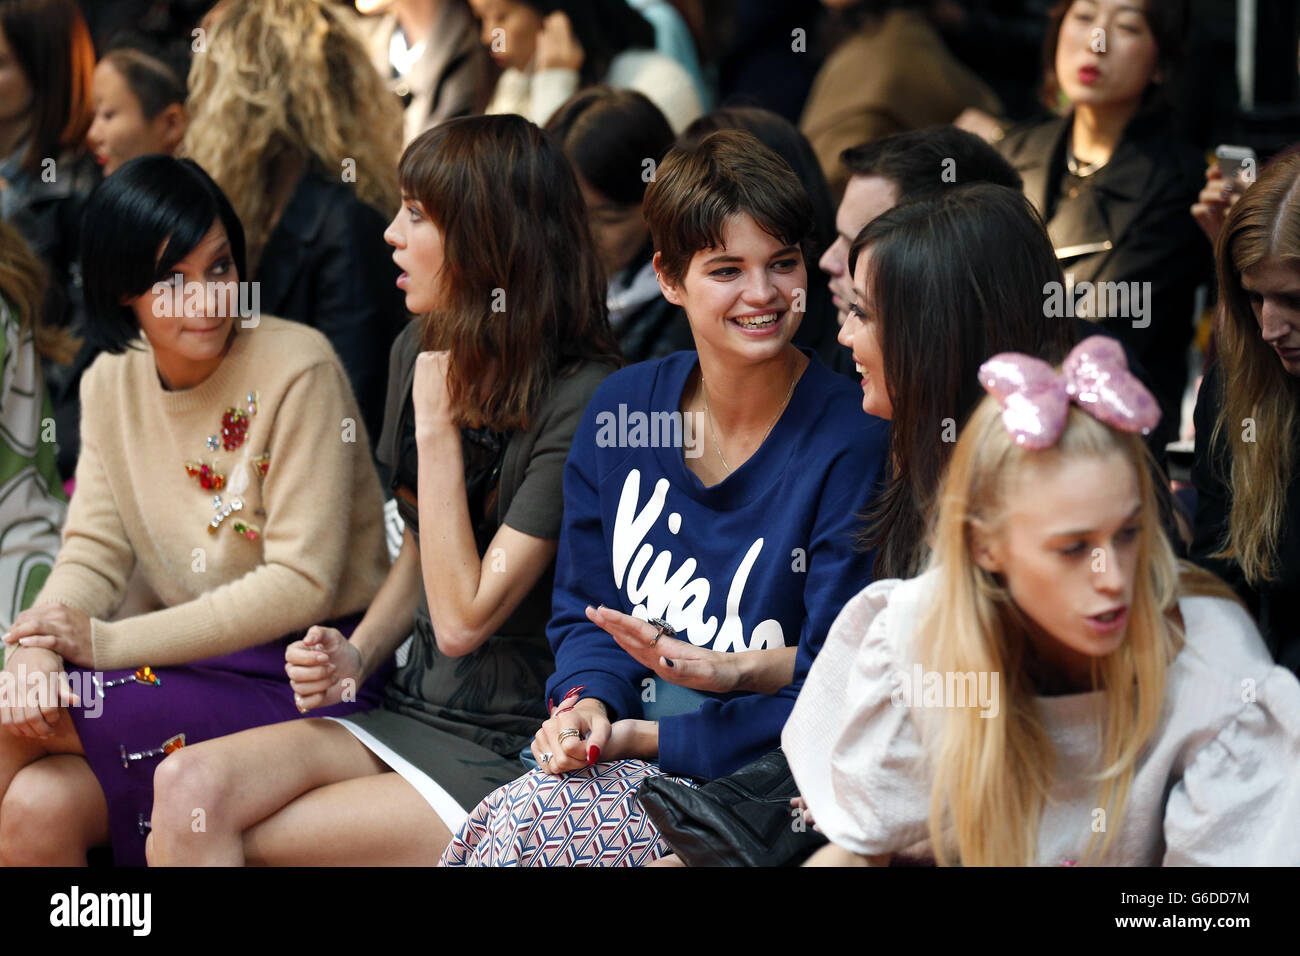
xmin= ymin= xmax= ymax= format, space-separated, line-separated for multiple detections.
xmin=148 ymin=717 xmax=452 ymax=866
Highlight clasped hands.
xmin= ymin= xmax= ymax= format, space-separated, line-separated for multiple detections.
xmin=1 ymin=604 xmax=92 ymax=737
xmin=4 ymin=604 xmax=94 ymax=665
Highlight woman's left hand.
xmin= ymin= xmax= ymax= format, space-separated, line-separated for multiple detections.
xmin=535 ymin=12 xmax=584 ymax=72
xmin=586 ymin=605 xmax=742 ymax=694
xmin=412 ymin=350 xmax=456 ymax=438
xmin=4 ymin=605 xmax=95 ymax=667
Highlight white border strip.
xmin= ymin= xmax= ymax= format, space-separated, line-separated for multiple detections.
xmin=325 ymin=716 xmax=469 ymax=833
xmin=1237 ymin=0 xmax=1255 ymax=111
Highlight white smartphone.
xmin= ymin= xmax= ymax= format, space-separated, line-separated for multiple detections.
xmin=1215 ymin=144 xmax=1258 ymax=186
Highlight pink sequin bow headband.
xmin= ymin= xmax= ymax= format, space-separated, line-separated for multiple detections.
xmin=978 ymin=335 xmax=1160 ymax=450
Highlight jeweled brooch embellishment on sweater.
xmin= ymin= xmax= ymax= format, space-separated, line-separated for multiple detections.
xmin=221 ymin=407 xmax=250 ymax=451
xmin=190 ymin=389 xmax=264 ymax=540
xmin=184 ymin=461 xmax=226 ymax=491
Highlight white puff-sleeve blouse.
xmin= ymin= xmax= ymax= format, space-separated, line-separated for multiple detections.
xmin=783 ymin=570 xmax=1300 ymax=865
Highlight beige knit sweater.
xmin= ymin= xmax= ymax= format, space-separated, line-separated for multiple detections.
xmin=34 ymin=316 xmax=390 ymax=669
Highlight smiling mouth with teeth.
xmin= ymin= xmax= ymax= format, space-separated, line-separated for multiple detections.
xmin=732 ymin=312 xmax=781 ymax=329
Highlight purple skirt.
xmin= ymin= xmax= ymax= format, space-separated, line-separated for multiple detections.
xmin=67 ymin=613 xmax=392 ymax=866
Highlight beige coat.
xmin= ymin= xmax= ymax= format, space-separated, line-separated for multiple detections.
xmin=800 ymin=9 xmax=1002 ymax=196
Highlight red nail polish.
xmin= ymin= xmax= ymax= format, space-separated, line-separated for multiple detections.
xmin=547 ymin=697 xmax=555 ymax=716
xmin=587 ymin=745 xmax=600 ymax=765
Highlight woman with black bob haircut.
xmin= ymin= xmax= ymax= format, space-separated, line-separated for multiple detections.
xmin=0 ymin=155 xmax=391 ymax=866
xmin=78 ymin=157 xmax=244 ymax=354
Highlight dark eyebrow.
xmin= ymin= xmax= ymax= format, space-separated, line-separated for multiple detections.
xmin=1046 ymin=503 xmax=1142 ymax=539
xmin=702 ymin=246 xmax=799 ymax=267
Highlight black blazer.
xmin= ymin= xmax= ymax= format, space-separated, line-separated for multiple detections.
xmin=1190 ymin=361 xmax=1300 ymax=677
xmin=997 ymin=111 xmax=1211 ymax=456
xmin=256 ymin=172 xmax=405 ymax=450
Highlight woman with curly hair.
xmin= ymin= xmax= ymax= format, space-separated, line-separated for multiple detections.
xmin=183 ymin=0 xmax=406 ymax=448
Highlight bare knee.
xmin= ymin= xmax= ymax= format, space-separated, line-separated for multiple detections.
xmin=151 ymin=745 xmax=233 ymax=835
xmin=0 ymin=762 xmax=91 ymax=865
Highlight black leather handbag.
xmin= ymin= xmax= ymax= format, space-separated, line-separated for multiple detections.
xmin=635 ymin=750 xmax=827 ymax=867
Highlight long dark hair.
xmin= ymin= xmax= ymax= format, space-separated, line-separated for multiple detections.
xmin=849 ymin=183 xmax=1077 ymax=579
xmin=518 ymin=0 xmax=654 ymax=85
xmin=0 ymin=0 xmax=95 ymax=174
xmin=399 ymin=114 xmax=621 ymax=432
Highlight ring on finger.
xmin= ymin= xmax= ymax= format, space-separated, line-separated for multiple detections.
xmin=539 ymin=751 xmax=553 ymax=765
xmin=648 ymin=617 xmax=676 ymax=647
xmin=557 ymin=728 xmax=581 ymax=742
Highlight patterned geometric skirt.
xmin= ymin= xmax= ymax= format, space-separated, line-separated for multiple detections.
xmin=439 ymin=759 xmax=700 ymax=867
xmin=66 ymin=614 xmax=390 ymax=866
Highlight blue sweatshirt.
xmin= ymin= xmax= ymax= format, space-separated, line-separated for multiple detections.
xmin=545 ymin=349 xmax=890 ymax=780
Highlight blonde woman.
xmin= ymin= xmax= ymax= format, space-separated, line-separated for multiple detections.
xmin=183 ymin=0 xmax=406 ymax=446
xmin=785 ymin=338 xmax=1300 ymax=865
xmin=1191 ymin=151 xmax=1300 ymax=679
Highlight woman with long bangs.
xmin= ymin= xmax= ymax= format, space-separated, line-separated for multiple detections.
xmin=786 ymin=345 xmax=1300 ymax=866
xmin=439 ymin=129 xmax=890 ymax=867
xmin=0 ymin=156 xmax=391 ymax=866
xmin=1191 ymin=152 xmax=1300 ymax=678
xmin=183 ymin=0 xmax=405 ymax=450
xmin=148 ymin=115 xmax=619 ymax=866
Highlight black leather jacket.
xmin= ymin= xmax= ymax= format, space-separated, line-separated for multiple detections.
xmin=997 ymin=110 xmax=1211 ymax=455
xmin=256 ymin=171 xmax=406 ymax=451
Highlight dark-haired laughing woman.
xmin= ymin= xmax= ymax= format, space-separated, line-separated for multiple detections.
xmin=0 ymin=156 xmax=390 ymax=866
xmin=145 ymin=115 xmax=620 ymax=866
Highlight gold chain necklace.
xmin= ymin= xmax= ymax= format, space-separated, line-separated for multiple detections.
xmin=701 ymin=364 xmax=798 ymax=475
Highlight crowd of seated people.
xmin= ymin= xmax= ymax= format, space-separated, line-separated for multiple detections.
xmin=0 ymin=0 xmax=1297 ymax=868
